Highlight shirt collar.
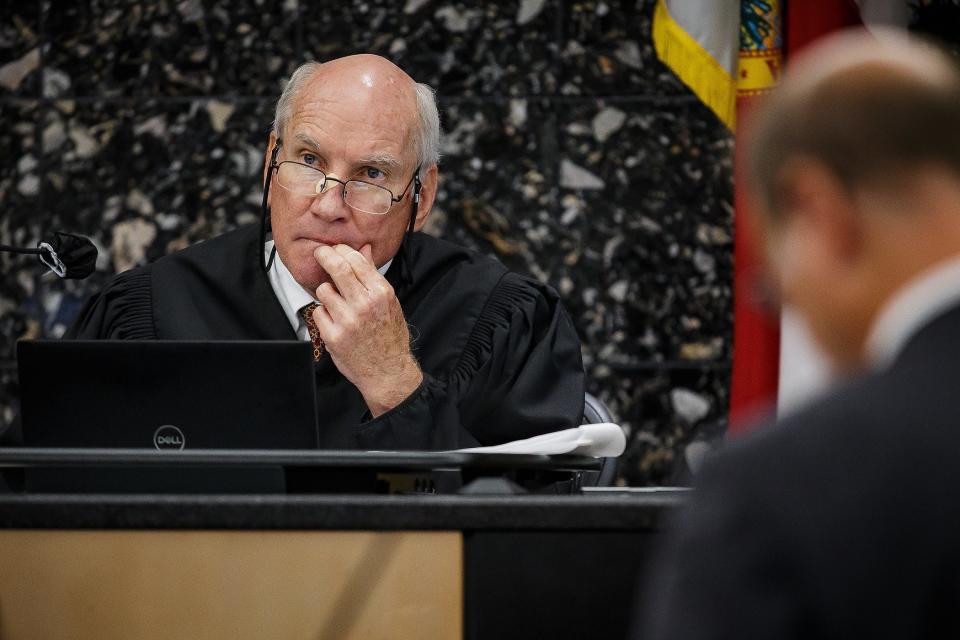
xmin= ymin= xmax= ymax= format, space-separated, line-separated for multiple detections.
xmin=264 ymin=241 xmax=393 ymax=334
xmin=866 ymin=255 xmax=960 ymax=370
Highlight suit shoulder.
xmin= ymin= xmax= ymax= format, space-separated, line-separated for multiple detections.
xmin=700 ymin=371 xmax=918 ymax=498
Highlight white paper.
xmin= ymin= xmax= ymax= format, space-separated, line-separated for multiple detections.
xmin=453 ymin=423 xmax=626 ymax=458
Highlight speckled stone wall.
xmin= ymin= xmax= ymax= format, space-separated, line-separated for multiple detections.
xmin=0 ymin=0 xmax=733 ymax=485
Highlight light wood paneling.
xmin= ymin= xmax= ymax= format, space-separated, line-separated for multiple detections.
xmin=0 ymin=530 xmax=462 ymax=640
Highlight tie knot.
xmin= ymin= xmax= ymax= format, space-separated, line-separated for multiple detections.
xmin=299 ymin=303 xmax=324 ymax=362
xmin=299 ymin=302 xmax=321 ymax=323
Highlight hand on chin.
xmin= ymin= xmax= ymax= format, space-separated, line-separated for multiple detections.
xmin=308 ymin=243 xmax=421 ymax=416
xmin=304 ymin=241 xmax=371 ymax=291
xmin=290 ymin=254 xmax=333 ymax=295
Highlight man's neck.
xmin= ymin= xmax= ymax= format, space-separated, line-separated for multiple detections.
xmin=865 ymin=254 xmax=960 ymax=369
xmin=858 ymin=175 xmax=960 ymax=368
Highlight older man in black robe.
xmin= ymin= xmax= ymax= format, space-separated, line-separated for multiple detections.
xmin=66 ymin=54 xmax=585 ymax=450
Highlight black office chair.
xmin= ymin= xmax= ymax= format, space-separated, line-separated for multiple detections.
xmin=582 ymin=392 xmax=619 ymax=487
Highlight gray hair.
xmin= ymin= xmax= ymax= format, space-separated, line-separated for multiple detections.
xmin=273 ymin=62 xmax=442 ymax=168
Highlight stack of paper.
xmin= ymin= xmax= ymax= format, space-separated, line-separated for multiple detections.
xmin=454 ymin=423 xmax=626 ymax=457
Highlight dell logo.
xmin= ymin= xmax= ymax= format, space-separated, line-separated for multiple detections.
xmin=153 ymin=425 xmax=185 ymax=451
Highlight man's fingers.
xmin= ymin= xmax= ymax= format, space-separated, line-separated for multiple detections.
xmin=314 ymin=281 xmax=353 ymax=328
xmin=310 ymin=301 xmax=342 ymax=347
xmin=333 ymin=243 xmax=387 ymax=293
xmin=310 ymin=300 xmax=332 ymax=330
xmin=332 ymin=243 xmax=373 ymax=265
xmin=314 ymin=245 xmax=366 ymax=300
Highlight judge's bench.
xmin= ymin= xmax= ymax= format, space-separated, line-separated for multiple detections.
xmin=0 ymin=447 xmax=686 ymax=640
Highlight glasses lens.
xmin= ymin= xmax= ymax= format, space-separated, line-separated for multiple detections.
xmin=276 ymin=162 xmax=324 ymax=195
xmin=344 ymin=181 xmax=392 ymax=215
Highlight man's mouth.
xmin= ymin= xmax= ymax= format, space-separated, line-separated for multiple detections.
xmin=299 ymin=236 xmax=356 ymax=249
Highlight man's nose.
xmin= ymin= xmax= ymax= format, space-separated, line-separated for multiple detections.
xmin=315 ymin=173 xmax=346 ymax=195
xmin=309 ymin=174 xmax=350 ymax=220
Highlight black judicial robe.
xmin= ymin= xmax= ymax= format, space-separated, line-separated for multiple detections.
xmin=65 ymin=223 xmax=585 ymax=450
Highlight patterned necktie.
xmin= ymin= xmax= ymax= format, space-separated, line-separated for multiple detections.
xmin=299 ymin=303 xmax=325 ymax=362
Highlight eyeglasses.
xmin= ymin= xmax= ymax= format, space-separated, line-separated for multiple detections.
xmin=260 ymin=140 xmax=423 ymax=274
xmin=272 ymin=160 xmax=421 ymax=216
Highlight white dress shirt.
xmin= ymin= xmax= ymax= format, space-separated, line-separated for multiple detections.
xmin=865 ymin=255 xmax=960 ymax=370
xmin=264 ymin=241 xmax=392 ymax=341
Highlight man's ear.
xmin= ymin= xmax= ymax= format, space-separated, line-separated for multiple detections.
xmin=413 ymin=164 xmax=439 ymax=232
xmin=262 ymin=132 xmax=278 ymax=205
xmin=779 ymin=157 xmax=862 ymax=266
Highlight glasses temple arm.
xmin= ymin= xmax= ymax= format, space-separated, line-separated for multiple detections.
xmin=260 ymin=139 xmax=283 ymax=273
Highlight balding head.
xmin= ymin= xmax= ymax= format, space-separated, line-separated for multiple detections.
xmin=747 ymin=28 xmax=960 ymax=219
xmin=273 ymin=55 xmax=441 ymax=168
xmin=747 ymin=29 xmax=960 ymax=373
xmin=263 ymin=54 xmax=443 ymax=294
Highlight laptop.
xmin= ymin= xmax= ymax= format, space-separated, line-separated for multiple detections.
xmin=17 ymin=340 xmax=319 ymax=450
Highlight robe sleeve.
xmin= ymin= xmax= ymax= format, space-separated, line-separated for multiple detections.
xmin=64 ymin=268 xmax=156 ymax=340
xmin=356 ymin=272 xmax=585 ymax=450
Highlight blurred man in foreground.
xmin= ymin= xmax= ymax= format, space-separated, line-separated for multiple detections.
xmin=637 ymin=30 xmax=960 ymax=639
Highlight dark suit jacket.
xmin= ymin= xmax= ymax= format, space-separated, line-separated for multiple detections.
xmin=636 ymin=303 xmax=960 ymax=639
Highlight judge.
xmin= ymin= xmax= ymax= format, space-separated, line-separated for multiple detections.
xmin=66 ymin=54 xmax=585 ymax=450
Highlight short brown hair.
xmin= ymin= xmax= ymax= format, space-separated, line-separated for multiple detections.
xmin=747 ymin=31 xmax=960 ymax=218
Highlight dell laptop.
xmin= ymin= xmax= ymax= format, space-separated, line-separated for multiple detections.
xmin=17 ymin=340 xmax=320 ymax=450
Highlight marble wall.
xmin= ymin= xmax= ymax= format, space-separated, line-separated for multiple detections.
xmin=0 ymin=0 xmax=733 ymax=485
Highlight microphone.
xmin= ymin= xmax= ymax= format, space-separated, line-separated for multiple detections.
xmin=0 ymin=231 xmax=98 ymax=279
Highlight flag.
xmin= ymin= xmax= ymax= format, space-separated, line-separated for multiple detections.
xmin=652 ymin=0 xmax=739 ymax=129
xmin=730 ymin=2 xmax=783 ymax=432
xmin=653 ymin=0 xmax=784 ymax=432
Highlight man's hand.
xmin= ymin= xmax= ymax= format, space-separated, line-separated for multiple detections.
xmin=311 ymin=244 xmax=423 ymax=417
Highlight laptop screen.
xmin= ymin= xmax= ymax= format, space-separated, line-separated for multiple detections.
xmin=17 ymin=340 xmax=319 ymax=450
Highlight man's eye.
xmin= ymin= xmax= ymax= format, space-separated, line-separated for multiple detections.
xmin=302 ymin=154 xmax=318 ymax=165
xmin=364 ymin=167 xmax=385 ymax=181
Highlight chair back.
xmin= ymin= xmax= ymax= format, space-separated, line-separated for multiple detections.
xmin=582 ymin=392 xmax=619 ymax=487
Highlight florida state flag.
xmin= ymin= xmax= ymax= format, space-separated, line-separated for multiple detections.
xmin=653 ymin=0 xmax=783 ymax=431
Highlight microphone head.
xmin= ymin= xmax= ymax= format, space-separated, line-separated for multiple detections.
xmin=39 ymin=231 xmax=98 ymax=279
